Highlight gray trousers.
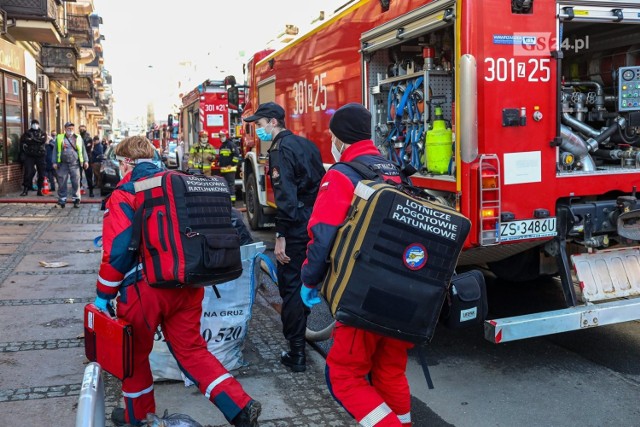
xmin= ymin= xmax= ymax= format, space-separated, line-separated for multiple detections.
xmin=56 ymin=162 xmax=81 ymax=202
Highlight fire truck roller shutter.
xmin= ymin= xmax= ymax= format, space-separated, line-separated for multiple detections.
xmin=360 ymin=0 xmax=455 ymax=54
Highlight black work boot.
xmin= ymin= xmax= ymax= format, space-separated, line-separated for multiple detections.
xmin=37 ymin=189 xmax=43 ymax=196
xmin=232 ymin=399 xmax=261 ymax=427
xmin=111 ymin=408 xmax=128 ymax=426
xmin=73 ymin=199 xmax=80 ymax=208
xmin=280 ymin=339 xmax=306 ymax=372
xmin=89 ymin=189 xmax=94 ymax=198
xmin=20 ymin=186 xmax=28 ymax=196
xmin=111 ymin=407 xmax=143 ymax=426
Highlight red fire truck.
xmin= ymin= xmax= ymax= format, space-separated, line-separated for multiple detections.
xmin=146 ymin=124 xmax=162 ymax=150
xmin=180 ymin=77 xmax=245 ymax=152
xmin=241 ymin=0 xmax=640 ymax=342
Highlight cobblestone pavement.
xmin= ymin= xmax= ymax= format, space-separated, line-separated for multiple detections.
xmin=0 ymin=200 xmax=356 ymax=427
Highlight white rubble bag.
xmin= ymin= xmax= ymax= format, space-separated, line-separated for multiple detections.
xmin=149 ymin=242 xmax=266 ymax=382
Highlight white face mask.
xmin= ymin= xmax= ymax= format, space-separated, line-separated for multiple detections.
xmin=331 ymin=137 xmax=343 ymax=162
xmin=31 ymin=124 xmax=39 ymax=130
xmin=65 ymin=130 xmax=73 ymax=137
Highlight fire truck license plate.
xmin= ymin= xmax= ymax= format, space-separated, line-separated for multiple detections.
xmin=499 ymin=218 xmax=557 ymax=242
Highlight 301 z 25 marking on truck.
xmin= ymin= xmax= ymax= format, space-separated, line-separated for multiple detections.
xmin=292 ymin=72 xmax=328 ymax=114
xmin=485 ymin=57 xmax=551 ymax=82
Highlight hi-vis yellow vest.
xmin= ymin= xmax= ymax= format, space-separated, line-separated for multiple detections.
xmin=56 ymin=133 xmax=84 ymax=163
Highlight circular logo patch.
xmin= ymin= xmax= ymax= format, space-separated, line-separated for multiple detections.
xmin=403 ymin=243 xmax=427 ymax=270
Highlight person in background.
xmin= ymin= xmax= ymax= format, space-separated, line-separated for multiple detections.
xmin=53 ymin=122 xmax=89 ymax=208
xmin=300 ymin=103 xmax=413 ymax=427
xmin=94 ymin=135 xmax=261 ymax=427
xmin=243 ymin=102 xmax=325 ymax=373
xmin=45 ymin=132 xmax=56 ymax=192
xmin=19 ymin=119 xmax=47 ymax=196
xmin=79 ymin=125 xmax=95 ymax=197
xmin=91 ymin=135 xmax=104 ymax=192
xmin=188 ymin=130 xmax=217 ymax=175
xmin=217 ymin=129 xmax=241 ymax=204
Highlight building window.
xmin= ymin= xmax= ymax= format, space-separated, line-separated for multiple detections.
xmin=0 ymin=74 xmax=3 ymax=165
xmin=4 ymin=74 xmax=23 ymax=164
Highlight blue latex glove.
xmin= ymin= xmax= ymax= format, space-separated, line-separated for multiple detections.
xmin=300 ymin=285 xmax=321 ymax=308
xmin=94 ymin=296 xmax=110 ymax=312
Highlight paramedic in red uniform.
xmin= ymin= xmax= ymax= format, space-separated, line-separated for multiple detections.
xmin=244 ymin=102 xmax=324 ymax=372
xmin=300 ymin=103 xmax=414 ymax=426
xmin=93 ymin=135 xmax=261 ymax=427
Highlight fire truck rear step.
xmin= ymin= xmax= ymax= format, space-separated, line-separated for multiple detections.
xmin=572 ymin=248 xmax=640 ymax=302
xmin=484 ymin=298 xmax=640 ymax=343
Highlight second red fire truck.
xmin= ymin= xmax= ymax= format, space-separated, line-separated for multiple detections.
xmin=180 ymin=77 xmax=245 ymax=177
xmin=241 ymin=0 xmax=640 ymax=342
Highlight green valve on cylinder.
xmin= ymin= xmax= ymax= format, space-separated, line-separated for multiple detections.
xmin=424 ymin=106 xmax=452 ymax=174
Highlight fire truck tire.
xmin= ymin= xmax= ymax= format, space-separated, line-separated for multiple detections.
xmin=245 ymin=174 xmax=262 ymax=230
xmin=487 ymin=247 xmax=541 ymax=282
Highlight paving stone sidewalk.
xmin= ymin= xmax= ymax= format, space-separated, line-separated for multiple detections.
xmin=0 ymin=200 xmax=355 ymax=426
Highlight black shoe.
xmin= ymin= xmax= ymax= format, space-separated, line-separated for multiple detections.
xmin=280 ymin=350 xmax=306 ymax=372
xmin=89 ymin=190 xmax=94 ymax=198
xmin=232 ymin=400 xmax=261 ymax=427
xmin=20 ymin=187 xmax=28 ymax=196
xmin=37 ymin=189 xmax=43 ymax=196
xmin=57 ymin=201 xmax=65 ymax=208
xmin=110 ymin=407 xmax=131 ymax=426
xmin=73 ymin=199 xmax=80 ymax=208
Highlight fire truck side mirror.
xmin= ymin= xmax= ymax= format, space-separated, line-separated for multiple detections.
xmin=228 ymin=86 xmax=239 ymax=110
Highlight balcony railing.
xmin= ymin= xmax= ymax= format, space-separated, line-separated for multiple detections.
xmin=68 ymin=75 xmax=94 ymax=99
xmin=0 ymin=0 xmax=65 ymax=43
xmin=67 ymin=14 xmax=91 ymax=44
xmin=41 ymin=45 xmax=78 ymax=80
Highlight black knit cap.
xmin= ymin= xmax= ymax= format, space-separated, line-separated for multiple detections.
xmin=31 ymin=119 xmax=39 ymax=125
xmin=329 ymin=103 xmax=371 ymax=144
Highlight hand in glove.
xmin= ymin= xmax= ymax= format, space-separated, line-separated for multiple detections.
xmin=300 ymin=285 xmax=321 ymax=308
xmin=94 ymin=296 xmax=111 ymax=312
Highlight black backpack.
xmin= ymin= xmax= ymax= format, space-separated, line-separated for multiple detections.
xmin=129 ymin=170 xmax=242 ymax=288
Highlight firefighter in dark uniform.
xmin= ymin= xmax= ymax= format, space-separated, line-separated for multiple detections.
xmin=244 ymin=102 xmax=325 ymax=372
xmin=217 ymin=129 xmax=240 ymax=203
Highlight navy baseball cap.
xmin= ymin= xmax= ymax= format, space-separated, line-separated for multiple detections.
xmin=64 ymin=122 xmax=74 ymax=128
xmin=243 ymin=102 xmax=285 ymax=122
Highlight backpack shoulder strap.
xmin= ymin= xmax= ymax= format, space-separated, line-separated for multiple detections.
xmin=331 ymin=161 xmax=381 ymax=181
xmin=417 ymin=344 xmax=435 ymax=390
xmin=333 ymin=160 xmax=412 ymax=187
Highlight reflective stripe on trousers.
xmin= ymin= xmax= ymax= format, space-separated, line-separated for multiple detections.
xmin=204 ymin=373 xmax=232 ymax=399
xmin=122 ymin=384 xmax=153 ymax=399
xmin=359 ymin=402 xmax=393 ymax=427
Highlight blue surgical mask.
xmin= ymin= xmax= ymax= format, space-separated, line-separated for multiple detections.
xmin=256 ymin=125 xmax=272 ymax=142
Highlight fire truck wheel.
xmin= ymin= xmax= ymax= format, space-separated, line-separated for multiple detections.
xmin=245 ymin=174 xmax=262 ymax=230
xmin=487 ymin=247 xmax=541 ymax=283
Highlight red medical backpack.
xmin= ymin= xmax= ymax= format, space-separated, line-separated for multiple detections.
xmin=129 ymin=171 xmax=242 ymax=288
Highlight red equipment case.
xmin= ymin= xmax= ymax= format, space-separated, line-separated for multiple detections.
xmin=84 ymin=303 xmax=133 ymax=380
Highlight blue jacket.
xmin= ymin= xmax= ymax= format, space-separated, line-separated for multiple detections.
xmin=91 ymin=141 xmax=104 ymax=163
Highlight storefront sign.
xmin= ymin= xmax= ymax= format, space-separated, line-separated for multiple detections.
xmin=0 ymin=38 xmax=26 ymax=75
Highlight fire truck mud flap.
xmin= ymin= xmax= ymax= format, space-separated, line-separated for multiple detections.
xmin=572 ymin=247 xmax=640 ymax=302
xmin=484 ymin=298 xmax=640 ymax=343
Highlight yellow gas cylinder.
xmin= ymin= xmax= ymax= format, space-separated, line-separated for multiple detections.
xmin=424 ymin=107 xmax=453 ymax=174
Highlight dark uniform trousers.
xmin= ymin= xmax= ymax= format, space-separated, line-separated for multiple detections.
xmin=277 ymin=239 xmax=311 ymax=343
xmin=23 ymin=155 xmax=46 ymax=189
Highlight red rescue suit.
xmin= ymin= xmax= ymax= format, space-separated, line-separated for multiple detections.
xmin=301 ymin=140 xmax=413 ymax=426
xmin=96 ymin=162 xmax=251 ymax=425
